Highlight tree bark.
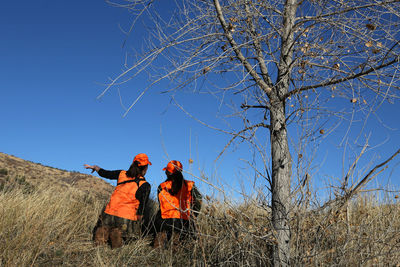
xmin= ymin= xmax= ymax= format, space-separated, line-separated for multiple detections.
xmin=270 ymin=100 xmax=292 ymax=266
xmin=270 ymin=0 xmax=297 ymax=265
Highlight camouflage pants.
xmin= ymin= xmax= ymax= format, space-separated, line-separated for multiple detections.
xmin=93 ymin=212 xmax=142 ymax=248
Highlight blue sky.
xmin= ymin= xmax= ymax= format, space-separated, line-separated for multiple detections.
xmin=1 ymin=1 xmax=399 ymax=202
xmin=0 ymin=0 xmax=248 ymax=199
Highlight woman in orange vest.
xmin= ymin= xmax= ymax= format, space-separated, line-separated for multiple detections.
xmin=153 ymin=160 xmax=202 ymax=248
xmin=84 ymin=153 xmax=151 ymax=249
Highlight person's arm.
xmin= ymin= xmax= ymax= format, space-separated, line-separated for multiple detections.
xmin=136 ymin=182 xmax=151 ymax=216
xmin=97 ymin=169 xmax=121 ymax=180
xmin=191 ymin=185 xmax=202 ymax=217
xmin=157 ymin=185 xmax=162 ymax=204
xmin=83 ymin=164 xmax=121 ymax=180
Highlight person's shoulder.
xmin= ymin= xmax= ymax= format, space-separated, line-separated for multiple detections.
xmin=139 ymin=179 xmax=151 ymax=186
xmin=159 ymin=180 xmax=171 ymax=187
xmin=186 ymin=180 xmax=195 ymax=187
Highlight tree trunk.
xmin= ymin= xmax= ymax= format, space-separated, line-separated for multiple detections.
xmin=270 ymin=0 xmax=297 ymax=266
xmin=270 ymin=100 xmax=292 ymax=266
xmin=270 ymin=0 xmax=296 ymax=264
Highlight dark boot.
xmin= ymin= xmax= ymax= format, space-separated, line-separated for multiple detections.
xmin=153 ymin=232 xmax=167 ymax=249
xmin=171 ymin=232 xmax=182 ymax=252
xmin=110 ymin=227 xmax=123 ymax=249
xmin=94 ymin=226 xmax=110 ymax=246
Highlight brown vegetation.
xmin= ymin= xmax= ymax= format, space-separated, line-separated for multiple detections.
xmin=0 ymin=153 xmax=399 ymax=266
xmin=0 ymin=152 xmax=113 ymax=200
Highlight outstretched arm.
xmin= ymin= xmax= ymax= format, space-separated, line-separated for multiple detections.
xmin=83 ymin=164 xmax=121 ymax=180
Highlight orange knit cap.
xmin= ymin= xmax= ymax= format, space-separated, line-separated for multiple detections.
xmin=163 ymin=160 xmax=183 ymax=174
xmin=133 ymin=153 xmax=152 ymax=166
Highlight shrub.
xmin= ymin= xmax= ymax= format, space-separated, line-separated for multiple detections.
xmin=0 ymin=175 xmax=35 ymax=194
xmin=0 ymin=168 xmax=8 ymax=176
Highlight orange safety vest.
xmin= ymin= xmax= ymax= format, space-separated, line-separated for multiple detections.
xmin=158 ymin=180 xmax=194 ymax=220
xmin=104 ymin=171 xmax=147 ymax=221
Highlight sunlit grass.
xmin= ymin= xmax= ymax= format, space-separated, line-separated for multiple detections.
xmin=0 ymin=183 xmax=399 ymax=266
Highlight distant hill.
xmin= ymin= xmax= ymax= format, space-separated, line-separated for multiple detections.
xmin=0 ymin=152 xmax=113 ymax=199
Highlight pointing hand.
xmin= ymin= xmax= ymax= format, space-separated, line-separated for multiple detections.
xmin=84 ymin=164 xmax=100 ymax=173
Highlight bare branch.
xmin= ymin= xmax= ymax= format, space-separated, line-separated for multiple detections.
xmin=213 ymin=0 xmax=272 ymax=96
xmin=284 ymin=56 xmax=400 ymax=99
xmin=347 ymin=148 xmax=400 ymax=198
xmin=295 ymin=0 xmax=400 ymax=26
xmin=321 ymin=148 xmax=400 ymax=212
xmin=244 ymin=1 xmax=274 ymax=88
xmin=216 ymin=122 xmax=270 ymax=161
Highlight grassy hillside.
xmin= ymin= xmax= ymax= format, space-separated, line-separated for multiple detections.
xmin=0 ymin=152 xmax=113 ymax=199
xmin=0 ymin=152 xmax=399 ymax=266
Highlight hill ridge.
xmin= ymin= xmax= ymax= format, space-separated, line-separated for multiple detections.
xmin=0 ymin=152 xmax=113 ymax=199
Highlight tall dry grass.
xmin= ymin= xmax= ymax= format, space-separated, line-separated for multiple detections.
xmin=0 ymin=185 xmax=101 ymax=266
xmin=1 ymin=182 xmax=399 ymax=266
xmin=291 ymin=196 xmax=400 ymax=266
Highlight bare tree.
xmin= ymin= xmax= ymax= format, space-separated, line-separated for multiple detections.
xmin=101 ymin=0 xmax=400 ymax=265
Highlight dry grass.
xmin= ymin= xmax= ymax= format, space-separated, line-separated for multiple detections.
xmin=1 ymin=152 xmax=399 ymax=266
xmin=0 ymin=152 xmax=113 ymax=199
xmin=292 ymin=196 xmax=400 ymax=266
xmin=0 ymin=186 xmax=100 ymax=266
xmin=1 ymin=183 xmax=399 ymax=266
